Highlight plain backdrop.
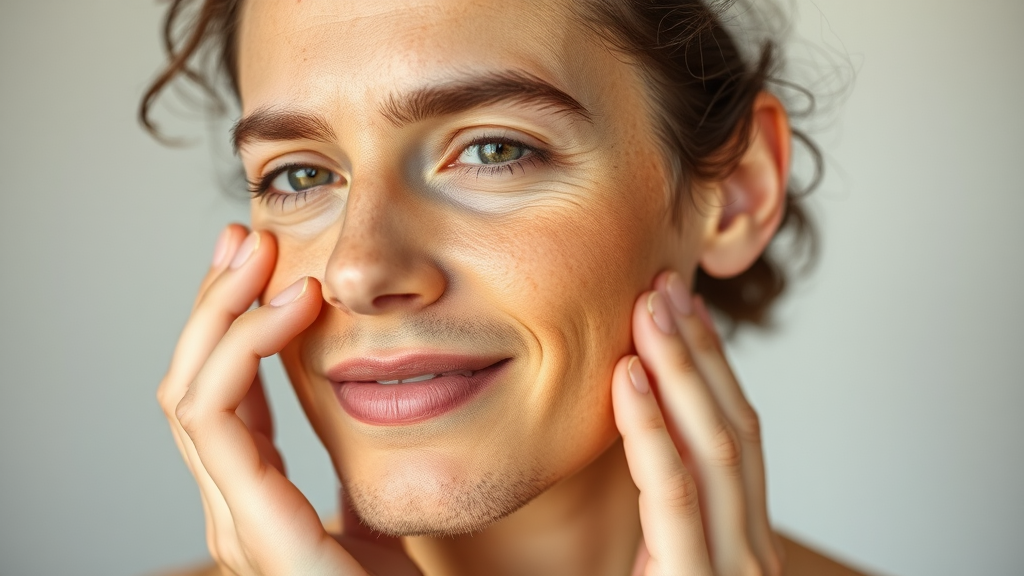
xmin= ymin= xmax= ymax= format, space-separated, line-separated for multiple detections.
xmin=1 ymin=1 xmax=1022 ymax=575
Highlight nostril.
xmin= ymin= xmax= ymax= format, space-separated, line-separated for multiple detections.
xmin=371 ymin=293 xmax=420 ymax=310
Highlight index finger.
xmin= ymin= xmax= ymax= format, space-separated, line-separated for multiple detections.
xmin=612 ymin=354 xmax=714 ymax=576
xmin=176 ymin=278 xmax=346 ymax=570
xmin=159 ymin=230 xmax=277 ymax=417
xmin=193 ymin=224 xmax=251 ymax=311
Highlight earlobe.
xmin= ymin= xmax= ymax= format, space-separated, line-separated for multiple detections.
xmin=699 ymin=92 xmax=791 ymax=279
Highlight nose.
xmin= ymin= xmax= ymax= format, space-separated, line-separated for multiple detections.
xmin=322 ymin=182 xmax=447 ymax=315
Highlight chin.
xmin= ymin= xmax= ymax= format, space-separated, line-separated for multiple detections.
xmin=343 ymin=466 xmax=552 ymax=537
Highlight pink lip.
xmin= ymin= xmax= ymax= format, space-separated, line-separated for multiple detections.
xmin=327 ymin=352 xmax=510 ymax=425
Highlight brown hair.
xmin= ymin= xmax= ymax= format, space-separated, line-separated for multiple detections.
xmin=140 ymin=0 xmax=821 ymax=329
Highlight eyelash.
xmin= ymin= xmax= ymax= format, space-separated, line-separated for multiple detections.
xmin=448 ymin=136 xmax=550 ymax=178
xmin=246 ymin=136 xmax=549 ymax=207
xmin=246 ymin=162 xmax=319 ymax=208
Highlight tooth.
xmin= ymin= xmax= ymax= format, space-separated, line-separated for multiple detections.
xmin=441 ymin=369 xmax=473 ymax=377
xmin=376 ymin=370 xmax=475 ymax=385
xmin=401 ymin=373 xmax=437 ymax=383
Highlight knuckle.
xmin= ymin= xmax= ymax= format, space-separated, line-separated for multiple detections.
xmin=673 ymin=344 xmax=698 ymax=375
xmin=690 ymin=327 xmax=720 ymax=355
xmin=708 ymin=419 xmax=743 ymax=469
xmin=175 ymin=394 xmax=197 ymax=431
xmin=660 ymin=467 xmax=701 ymax=515
xmin=639 ymin=410 xmax=668 ymax=434
xmin=156 ymin=378 xmax=176 ymax=417
xmin=225 ymin=310 xmax=248 ymax=334
xmin=222 ymin=310 xmax=260 ymax=351
xmin=734 ymin=404 xmax=763 ymax=446
xmin=228 ymin=307 xmax=259 ymax=334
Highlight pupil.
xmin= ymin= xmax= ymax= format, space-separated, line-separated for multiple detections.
xmin=287 ymin=167 xmax=329 ymax=191
xmin=480 ymin=142 xmax=522 ymax=164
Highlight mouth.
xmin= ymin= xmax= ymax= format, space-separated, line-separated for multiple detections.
xmin=327 ymin=353 xmax=512 ymax=425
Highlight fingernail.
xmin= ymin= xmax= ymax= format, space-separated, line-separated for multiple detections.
xmin=211 ymin=228 xmax=231 ymax=267
xmin=627 ymin=356 xmax=650 ymax=394
xmin=646 ymin=292 xmax=676 ymax=334
xmin=229 ymin=232 xmax=260 ymax=269
xmin=270 ymin=277 xmax=308 ymax=307
xmin=665 ymin=272 xmax=692 ymax=315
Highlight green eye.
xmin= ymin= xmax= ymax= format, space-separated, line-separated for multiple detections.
xmin=271 ymin=166 xmax=337 ymax=192
xmin=460 ymin=141 xmax=528 ymax=165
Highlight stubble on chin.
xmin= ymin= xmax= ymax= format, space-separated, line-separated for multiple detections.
xmin=344 ymin=466 xmax=552 ymax=537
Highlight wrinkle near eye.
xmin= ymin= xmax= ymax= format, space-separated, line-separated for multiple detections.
xmin=431 ymin=173 xmax=599 ymax=216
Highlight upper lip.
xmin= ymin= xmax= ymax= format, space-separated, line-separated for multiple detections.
xmin=326 ymin=351 xmax=508 ymax=383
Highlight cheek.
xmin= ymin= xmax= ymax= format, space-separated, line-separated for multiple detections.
xmin=497 ymin=172 xmax=667 ymax=345
xmin=252 ymin=208 xmax=341 ymax=302
xmin=446 ymin=170 xmax=667 ymax=421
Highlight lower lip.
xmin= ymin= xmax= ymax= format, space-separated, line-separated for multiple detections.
xmin=332 ymin=359 xmax=510 ymax=426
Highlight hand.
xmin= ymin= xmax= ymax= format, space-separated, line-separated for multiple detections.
xmin=157 ymin=224 xmax=421 ymax=576
xmin=613 ymin=271 xmax=785 ymax=576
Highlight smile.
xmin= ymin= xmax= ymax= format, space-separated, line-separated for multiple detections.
xmin=376 ymin=369 xmax=475 ymax=385
xmin=327 ymin=353 xmax=511 ymax=425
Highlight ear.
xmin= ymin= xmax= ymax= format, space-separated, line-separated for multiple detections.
xmin=698 ymin=92 xmax=791 ymax=278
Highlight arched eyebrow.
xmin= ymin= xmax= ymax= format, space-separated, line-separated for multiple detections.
xmin=232 ymin=108 xmax=337 ymax=152
xmin=379 ymin=70 xmax=592 ymax=127
xmin=232 ymin=70 xmax=592 ymax=151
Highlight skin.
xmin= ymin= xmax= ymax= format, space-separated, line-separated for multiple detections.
xmin=157 ymin=0 xmax=873 ymax=574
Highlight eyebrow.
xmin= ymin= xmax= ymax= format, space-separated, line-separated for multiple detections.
xmin=379 ymin=70 xmax=592 ymax=127
xmin=232 ymin=70 xmax=592 ymax=150
xmin=232 ymin=108 xmax=337 ymax=152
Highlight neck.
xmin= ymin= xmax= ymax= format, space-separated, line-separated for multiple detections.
xmin=403 ymin=439 xmax=641 ymax=576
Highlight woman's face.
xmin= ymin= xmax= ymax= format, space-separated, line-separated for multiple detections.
xmin=236 ymin=0 xmax=703 ymax=535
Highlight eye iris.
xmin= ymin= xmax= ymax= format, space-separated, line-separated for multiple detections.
xmin=477 ymin=142 xmax=524 ymax=164
xmin=287 ymin=167 xmax=332 ymax=191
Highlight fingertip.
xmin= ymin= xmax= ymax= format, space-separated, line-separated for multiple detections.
xmin=611 ymin=356 xmax=636 ymax=424
xmin=234 ymin=228 xmax=279 ymax=273
xmin=263 ymin=277 xmax=323 ymax=333
xmin=632 ymin=290 xmax=659 ymax=337
xmin=298 ymin=276 xmax=325 ymax=313
xmin=627 ymin=356 xmax=650 ymax=395
xmin=210 ymin=224 xmax=250 ymax=269
xmin=651 ymin=269 xmax=674 ymax=292
xmin=612 ymin=355 xmax=661 ymax=434
xmin=269 ymin=277 xmax=310 ymax=307
xmin=611 ymin=355 xmax=633 ymax=396
xmin=211 ymin=227 xmax=232 ymax=268
xmin=304 ymin=275 xmax=324 ymax=298
xmin=631 ymin=290 xmax=684 ymax=371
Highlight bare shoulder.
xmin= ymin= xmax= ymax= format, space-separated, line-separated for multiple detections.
xmin=147 ymin=562 xmax=221 ymax=576
xmin=781 ymin=533 xmax=880 ymax=576
xmin=150 ymin=532 xmax=875 ymax=576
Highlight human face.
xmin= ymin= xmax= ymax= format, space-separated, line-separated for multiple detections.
xmin=236 ymin=0 xmax=702 ymax=536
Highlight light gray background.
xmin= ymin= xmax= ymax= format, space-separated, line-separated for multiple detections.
xmin=1 ymin=1 xmax=1021 ymax=575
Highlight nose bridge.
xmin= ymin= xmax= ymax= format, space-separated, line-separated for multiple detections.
xmin=323 ymin=172 xmax=447 ymax=315
xmin=334 ymin=181 xmax=397 ymax=268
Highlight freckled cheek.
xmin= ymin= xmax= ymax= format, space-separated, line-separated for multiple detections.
xmin=251 ymin=200 xmax=347 ymax=301
xmin=259 ymin=229 xmax=340 ymax=302
xmin=473 ymin=203 xmax=658 ymax=359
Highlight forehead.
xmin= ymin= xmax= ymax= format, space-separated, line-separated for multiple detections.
xmin=236 ymin=0 xmax=606 ymax=112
